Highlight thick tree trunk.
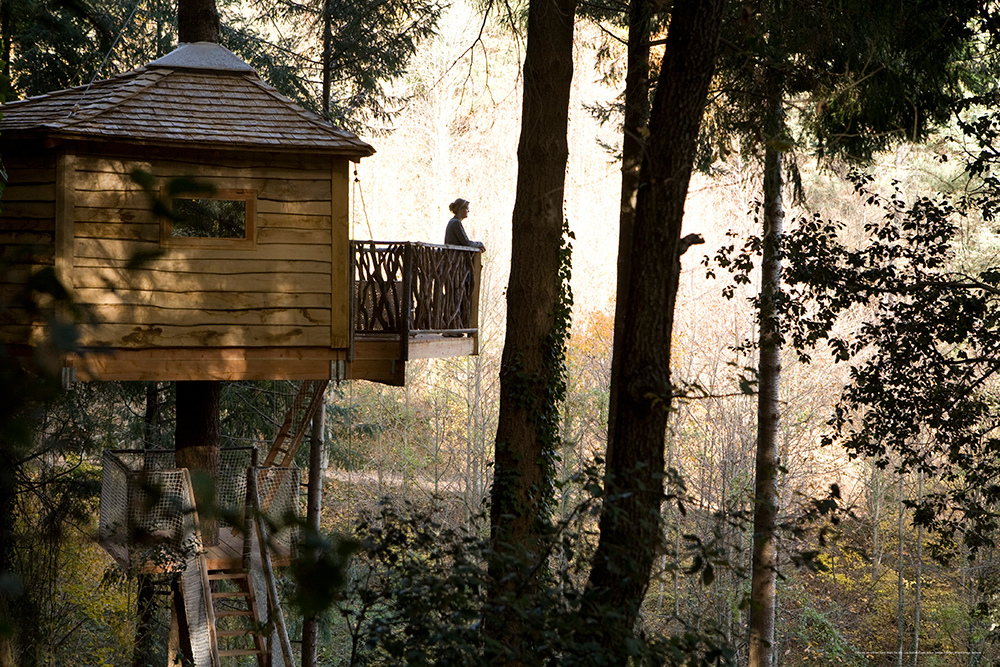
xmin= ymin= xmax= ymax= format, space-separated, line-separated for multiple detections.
xmin=748 ymin=63 xmax=785 ymax=667
xmin=175 ymin=381 xmax=221 ymax=546
xmin=488 ymin=0 xmax=576 ymax=657
xmin=584 ymin=0 xmax=725 ymax=653
xmin=606 ymin=0 xmax=651 ymax=445
xmin=177 ymin=0 xmax=219 ymax=44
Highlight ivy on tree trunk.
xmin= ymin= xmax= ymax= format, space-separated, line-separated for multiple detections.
xmin=488 ymin=0 xmax=577 ymax=658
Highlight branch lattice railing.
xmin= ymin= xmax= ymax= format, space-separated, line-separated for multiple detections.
xmin=352 ymin=241 xmax=481 ymax=356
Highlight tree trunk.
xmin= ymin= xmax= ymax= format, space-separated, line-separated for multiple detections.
xmin=144 ymin=381 xmax=160 ymax=449
xmin=748 ymin=72 xmax=784 ymax=667
xmin=0 ymin=463 xmax=13 ymax=667
xmin=175 ymin=381 xmax=221 ymax=546
xmin=322 ymin=0 xmax=333 ymax=119
xmin=0 ymin=0 xmax=11 ymax=102
xmin=134 ymin=382 xmax=161 ymax=667
xmin=168 ymin=578 xmax=193 ymax=667
xmin=177 ymin=0 xmax=219 ymax=44
xmin=897 ymin=475 xmax=905 ymax=667
xmin=301 ymin=404 xmax=326 ymax=667
xmin=606 ymin=0 xmax=651 ymax=446
xmin=912 ymin=470 xmax=923 ymax=667
xmin=488 ymin=0 xmax=576 ymax=657
xmin=584 ymin=0 xmax=725 ymax=653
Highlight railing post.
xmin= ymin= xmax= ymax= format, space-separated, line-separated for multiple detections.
xmin=470 ymin=249 xmax=481 ymax=355
xmin=348 ymin=241 xmax=356 ymax=362
xmin=400 ymin=242 xmax=413 ymax=362
xmin=242 ymin=449 xmax=258 ymax=568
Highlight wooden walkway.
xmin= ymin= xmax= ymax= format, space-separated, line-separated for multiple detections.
xmin=135 ymin=528 xmax=291 ymax=574
xmin=206 ymin=529 xmax=292 ymax=570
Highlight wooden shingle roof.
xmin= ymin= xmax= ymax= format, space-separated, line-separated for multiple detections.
xmin=0 ymin=42 xmax=375 ymax=157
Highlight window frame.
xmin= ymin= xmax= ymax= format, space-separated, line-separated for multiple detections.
xmin=159 ymin=188 xmax=257 ymax=250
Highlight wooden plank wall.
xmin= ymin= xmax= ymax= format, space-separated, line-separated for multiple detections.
xmin=0 ymin=150 xmax=58 ymax=345
xmin=71 ymin=152 xmax=343 ymax=349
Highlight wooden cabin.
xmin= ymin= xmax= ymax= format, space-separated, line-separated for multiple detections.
xmin=0 ymin=42 xmax=481 ymax=387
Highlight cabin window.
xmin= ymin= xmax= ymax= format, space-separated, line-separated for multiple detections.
xmin=160 ymin=189 xmax=256 ymax=249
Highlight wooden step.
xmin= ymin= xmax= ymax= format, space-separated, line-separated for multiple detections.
xmin=212 ymin=590 xmax=250 ymax=599
xmin=219 ymin=648 xmax=265 ymax=657
xmin=206 ymin=563 xmax=267 ymax=662
xmin=217 ymin=629 xmax=256 ymax=637
xmin=264 ymin=379 xmax=328 ymax=467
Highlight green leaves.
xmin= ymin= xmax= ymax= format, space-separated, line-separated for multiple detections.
xmin=776 ymin=142 xmax=1000 ymax=556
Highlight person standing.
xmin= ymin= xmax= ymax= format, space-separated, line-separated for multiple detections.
xmin=445 ymin=198 xmax=485 ymax=250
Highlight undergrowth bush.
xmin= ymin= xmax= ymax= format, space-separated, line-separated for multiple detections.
xmin=312 ymin=498 xmax=736 ymax=666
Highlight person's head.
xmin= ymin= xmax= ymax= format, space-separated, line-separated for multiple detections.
xmin=449 ymin=198 xmax=470 ymax=219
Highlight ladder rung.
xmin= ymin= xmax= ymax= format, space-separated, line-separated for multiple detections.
xmin=208 ymin=572 xmax=248 ymax=580
xmin=212 ymin=591 xmax=250 ymax=599
xmin=219 ymin=649 xmax=265 ymax=657
xmin=217 ymin=629 xmax=256 ymax=637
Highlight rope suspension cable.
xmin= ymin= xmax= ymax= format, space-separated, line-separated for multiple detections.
xmin=347 ymin=376 xmax=355 ymax=488
xmin=353 ymin=164 xmax=374 ymax=240
xmin=348 ymin=166 xmax=363 ymax=483
xmin=71 ymin=0 xmax=146 ymax=116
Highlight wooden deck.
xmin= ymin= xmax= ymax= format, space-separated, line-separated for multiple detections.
xmin=207 ymin=528 xmax=292 ymax=570
xmin=132 ymin=528 xmax=292 ymax=574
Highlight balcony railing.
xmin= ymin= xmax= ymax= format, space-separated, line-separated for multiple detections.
xmin=352 ymin=241 xmax=481 ymax=359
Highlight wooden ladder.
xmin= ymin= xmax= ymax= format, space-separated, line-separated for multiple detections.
xmin=208 ymin=567 xmax=267 ymax=664
xmin=263 ymin=379 xmax=329 ymax=467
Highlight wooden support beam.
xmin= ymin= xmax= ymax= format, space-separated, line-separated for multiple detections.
xmin=63 ymin=336 xmax=471 ymax=384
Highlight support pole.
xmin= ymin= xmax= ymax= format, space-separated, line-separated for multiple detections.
xmin=301 ymin=389 xmax=327 ymax=667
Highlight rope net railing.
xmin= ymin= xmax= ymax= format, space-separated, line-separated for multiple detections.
xmin=254 ymin=465 xmax=300 ymax=554
xmin=353 ymin=241 xmax=479 ymax=334
xmin=99 ymin=448 xmax=299 ymax=571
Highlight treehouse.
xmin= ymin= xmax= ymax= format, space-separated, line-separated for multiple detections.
xmin=0 ymin=41 xmax=482 ymax=388
xmin=1 ymin=42 xmax=484 ymax=665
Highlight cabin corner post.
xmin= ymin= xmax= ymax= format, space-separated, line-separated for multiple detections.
xmin=470 ymin=250 xmax=481 ymax=356
xmin=330 ymin=159 xmax=351 ymax=352
xmin=54 ymin=150 xmax=77 ymax=304
xmin=400 ymin=242 xmax=413 ymax=362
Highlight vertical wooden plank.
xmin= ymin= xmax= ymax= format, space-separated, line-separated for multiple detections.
xmin=54 ymin=151 xmax=76 ymax=296
xmin=470 ymin=250 xmax=481 ymax=356
xmin=330 ymin=158 xmax=351 ymax=349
